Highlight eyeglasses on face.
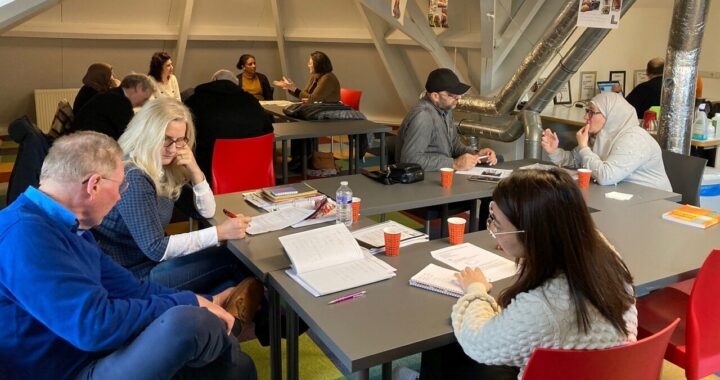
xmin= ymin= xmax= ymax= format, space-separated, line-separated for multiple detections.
xmin=440 ymin=91 xmax=461 ymax=100
xmin=81 ymin=175 xmax=129 ymax=194
xmin=163 ymin=136 xmax=188 ymax=148
xmin=584 ymin=108 xmax=602 ymax=117
xmin=486 ymin=209 xmax=525 ymax=239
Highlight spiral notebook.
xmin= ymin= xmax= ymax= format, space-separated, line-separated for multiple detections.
xmin=409 ymin=263 xmax=463 ymax=298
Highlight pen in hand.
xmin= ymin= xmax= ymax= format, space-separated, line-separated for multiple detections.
xmin=328 ymin=290 xmax=366 ymax=305
xmin=223 ymin=208 xmax=238 ymax=218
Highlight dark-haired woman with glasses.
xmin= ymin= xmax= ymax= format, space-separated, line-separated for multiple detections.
xmin=541 ymin=92 xmax=670 ymax=191
xmin=418 ymin=169 xmax=638 ymax=379
xmin=93 ymin=98 xmax=255 ymax=294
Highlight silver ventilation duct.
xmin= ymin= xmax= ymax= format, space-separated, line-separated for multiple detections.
xmin=458 ymin=0 xmax=636 ymax=158
xmin=658 ymin=0 xmax=710 ymax=154
xmin=456 ymin=0 xmax=579 ymax=116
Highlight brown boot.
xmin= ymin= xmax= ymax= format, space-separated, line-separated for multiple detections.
xmin=224 ymin=278 xmax=264 ymax=328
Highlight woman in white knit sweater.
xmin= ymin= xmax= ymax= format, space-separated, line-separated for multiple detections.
xmin=420 ymin=169 xmax=638 ymax=379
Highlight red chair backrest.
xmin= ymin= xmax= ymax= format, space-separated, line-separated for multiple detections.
xmin=211 ymin=133 xmax=275 ymax=194
xmin=340 ymin=88 xmax=362 ymax=111
xmin=686 ymin=249 xmax=720 ymax=379
xmin=522 ymin=318 xmax=679 ymax=380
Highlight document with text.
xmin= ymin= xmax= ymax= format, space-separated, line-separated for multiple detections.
xmin=430 ymin=243 xmax=517 ymax=282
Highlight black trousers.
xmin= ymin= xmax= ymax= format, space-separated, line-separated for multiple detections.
xmin=420 ymin=342 xmax=519 ymax=380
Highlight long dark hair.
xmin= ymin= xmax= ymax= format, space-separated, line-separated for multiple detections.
xmin=494 ymin=169 xmax=634 ymax=335
xmin=148 ymin=51 xmax=171 ymax=82
xmin=310 ymin=51 xmax=333 ymax=75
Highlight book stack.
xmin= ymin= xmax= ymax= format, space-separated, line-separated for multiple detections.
xmin=261 ymin=183 xmax=318 ymax=202
xmin=352 ymin=221 xmax=428 ymax=255
xmin=662 ymin=204 xmax=720 ymax=229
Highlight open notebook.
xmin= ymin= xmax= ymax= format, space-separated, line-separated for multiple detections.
xmin=280 ymin=224 xmax=397 ymax=296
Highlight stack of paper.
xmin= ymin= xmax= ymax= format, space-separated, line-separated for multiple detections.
xmin=352 ymin=221 xmax=428 ymax=254
xmin=244 ymin=195 xmax=336 ymax=235
xmin=662 ymin=204 xmax=720 ymax=229
xmin=280 ymin=224 xmax=397 ymax=296
xmin=430 ymin=243 xmax=517 ymax=282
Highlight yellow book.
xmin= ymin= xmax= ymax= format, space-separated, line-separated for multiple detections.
xmin=662 ymin=205 xmax=720 ymax=229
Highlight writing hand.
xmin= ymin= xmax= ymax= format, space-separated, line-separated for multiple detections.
xmin=453 ymin=153 xmax=479 ymax=171
xmin=217 ymin=213 xmax=252 ymax=241
xmin=477 ymin=148 xmax=497 ymax=166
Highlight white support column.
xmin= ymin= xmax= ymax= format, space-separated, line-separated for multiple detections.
xmin=270 ymin=0 xmax=290 ymax=100
xmin=355 ymin=0 xmax=420 ymax=111
xmin=478 ymin=0 xmax=495 ymax=94
xmin=173 ymin=0 xmax=194 ymax=81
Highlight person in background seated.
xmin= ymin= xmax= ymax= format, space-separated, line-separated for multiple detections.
xmin=237 ymin=54 xmax=274 ymax=101
xmin=274 ymin=51 xmax=341 ymax=170
xmin=185 ymin=69 xmax=274 ymax=185
xmin=0 ymin=131 xmax=257 ymax=380
xmin=70 ymin=74 xmax=154 ymax=140
xmin=418 ymin=169 xmax=638 ymax=379
xmin=73 ymin=63 xmax=120 ymax=113
xmin=92 ymin=98 xmax=257 ymax=295
xmin=622 ymin=57 xmax=664 ymax=119
xmin=396 ymin=68 xmax=496 ymax=171
xmin=148 ymin=51 xmax=181 ymax=101
xmin=541 ymin=92 xmax=671 ymax=191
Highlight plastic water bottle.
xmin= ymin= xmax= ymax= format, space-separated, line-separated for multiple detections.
xmin=335 ymin=181 xmax=353 ymax=227
xmin=692 ymin=104 xmax=709 ymax=140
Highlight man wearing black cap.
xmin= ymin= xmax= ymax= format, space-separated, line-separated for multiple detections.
xmin=396 ymin=68 xmax=496 ymax=171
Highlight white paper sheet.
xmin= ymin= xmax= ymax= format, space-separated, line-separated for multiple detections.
xmin=605 ymin=191 xmax=634 ymax=201
xmin=352 ymin=220 xmax=426 ymax=248
xmin=279 ymin=224 xmax=363 ymax=274
xmin=430 ymin=243 xmax=517 ymax=282
xmin=246 ymin=207 xmax=314 ymax=235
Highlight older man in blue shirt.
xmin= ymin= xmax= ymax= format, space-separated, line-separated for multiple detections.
xmin=0 ymin=132 xmax=256 ymax=380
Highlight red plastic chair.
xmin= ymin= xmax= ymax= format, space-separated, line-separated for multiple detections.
xmin=335 ymin=88 xmax=363 ymax=155
xmin=636 ymin=249 xmax=720 ymax=380
xmin=522 ymin=318 xmax=679 ymax=380
xmin=211 ymin=133 xmax=275 ymax=194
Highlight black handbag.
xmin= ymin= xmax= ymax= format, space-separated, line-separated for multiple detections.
xmin=361 ymin=163 xmax=424 ymax=185
xmin=283 ymin=102 xmax=365 ymax=120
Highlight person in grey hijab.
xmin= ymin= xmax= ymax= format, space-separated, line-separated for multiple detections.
xmin=541 ymin=92 xmax=671 ymax=191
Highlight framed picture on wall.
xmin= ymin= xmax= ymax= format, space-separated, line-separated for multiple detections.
xmin=633 ymin=69 xmax=648 ymax=88
xmin=610 ymin=70 xmax=626 ymax=92
xmin=553 ymin=81 xmax=572 ymax=105
xmin=578 ymin=71 xmax=597 ymax=101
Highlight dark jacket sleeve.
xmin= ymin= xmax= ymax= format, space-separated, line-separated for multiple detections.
xmin=257 ymin=72 xmax=274 ymax=100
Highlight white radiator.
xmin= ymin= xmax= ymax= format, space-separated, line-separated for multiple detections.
xmin=34 ymin=88 xmax=80 ymax=133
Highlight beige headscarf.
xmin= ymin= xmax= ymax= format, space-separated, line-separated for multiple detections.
xmin=82 ymin=63 xmax=115 ymax=93
xmin=589 ymin=92 xmax=640 ymax=160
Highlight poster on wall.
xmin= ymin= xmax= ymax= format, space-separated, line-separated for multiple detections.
xmin=633 ymin=70 xmax=649 ymax=88
xmin=577 ymin=0 xmax=622 ymax=29
xmin=610 ymin=71 xmax=626 ymax=92
xmin=428 ymin=0 xmax=448 ymax=28
xmin=579 ymin=71 xmax=597 ymax=101
xmin=391 ymin=0 xmax=408 ymax=25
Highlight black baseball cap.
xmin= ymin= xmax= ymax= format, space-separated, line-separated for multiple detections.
xmin=425 ymin=68 xmax=471 ymax=95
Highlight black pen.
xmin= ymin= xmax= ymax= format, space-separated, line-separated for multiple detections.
xmin=305 ymin=197 xmax=329 ymax=220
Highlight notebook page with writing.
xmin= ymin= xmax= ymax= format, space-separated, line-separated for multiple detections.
xmin=409 ymin=263 xmax=464 ymax=298
xmin=293 ymin=255 xmax=396 ymax=296
xmin=430 ymin=243 xmax=517 ymax=282
xmin=352 ymin=220 xmax=427 ymax=248
xmin=279 ymin=224 xmax=364 ymax=274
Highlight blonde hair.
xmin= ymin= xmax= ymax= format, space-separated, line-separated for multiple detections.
xmin=40 ymin=131 xmax=122 ymax=184
xmin=119 ymin=98 xmax=196 ymax=200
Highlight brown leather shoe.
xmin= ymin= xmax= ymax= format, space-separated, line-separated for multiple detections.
xmin=224 ymin=278 xmax=264 ymax=328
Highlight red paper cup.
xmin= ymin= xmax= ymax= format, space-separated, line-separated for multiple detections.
xmin=447 ymin=217 xmax=466 ymax=245
xmin=440 ymin=168 xmax=454 ymax=189
xmin=351 ymin=197 xmax=361 ymax=223
xmin=577 ymin=169 xmax=592 ymax=189
xmin=384 ymin=227 xmax=401 ymax=256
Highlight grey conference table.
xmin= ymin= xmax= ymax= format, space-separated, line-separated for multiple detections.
xmin=269 ymin=199 xmax=719 ymax=379
xmin=264 ymin=104 xmax=392 ymax=183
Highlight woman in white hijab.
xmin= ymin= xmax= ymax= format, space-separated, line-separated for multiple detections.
xmin=541 ymin=92 xmax=671 ymax=191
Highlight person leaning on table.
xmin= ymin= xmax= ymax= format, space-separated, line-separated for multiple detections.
xmin=541 ymin=92 xmax=671 ymax=191
xmin=418 ymin=169 xmax=638 ymax=380
xmin=0 ymin=131 xmax=257 ymax=380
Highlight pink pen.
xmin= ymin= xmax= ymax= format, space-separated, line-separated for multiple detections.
xmin=328 ymin=290 xmax=366 ymax=305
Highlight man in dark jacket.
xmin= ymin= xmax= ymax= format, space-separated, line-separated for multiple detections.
xmin=622 ymin=58 xmax=663 ymax=119
xmin=185 ymin=69 xmax=274 ymax=184
xmin=71 ymin=74 xmax=154 ymax=139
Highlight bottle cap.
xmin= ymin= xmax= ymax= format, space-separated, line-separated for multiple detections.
xmin=341 ymin=181 xmax=348 ymax=186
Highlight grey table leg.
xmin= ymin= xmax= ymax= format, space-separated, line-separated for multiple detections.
xmin=302 ymin=140 xmax=308 ymax=180
xmin=380 ymin=133 xmax=387 ymax=171
xmin=470 ymin=199 xmax=479 ymax=232
xmin=382 ymin=362 xmax=392 ymax=379
xmin=440 ymin=204 xmax=449 ymax=238
xmin=286 ymin=306 xmax=300 ymax=380
xmin=354 ymin=135 xmax=361 ymax=173
xmin=348 ymin=135 xmax=355 ymax=174
xmin=269 ymin=286 xmax=282 ymax=380
xmin=282 ymin=141 xmax=288 ymax=184
xmin=352 ymin=369 xmax=370 ymax=380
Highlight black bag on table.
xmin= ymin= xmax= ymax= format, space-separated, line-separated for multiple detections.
xmin=283 ymin=102 xmax=365 ymax=120
xmin=361 ymin=163 xmax=424 ymax=185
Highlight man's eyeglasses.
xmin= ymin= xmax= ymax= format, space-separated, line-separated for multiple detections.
xmin=584 ymin=108 xmax=602 ymax=117
xmin=486 ymin=211 xmax=525 ymax=239
xmin=81 ymin=175 xmax=129 ymax=194
xmin=440 ymin=91 xmax=461 ymax=100
xmin=164 ymin=136 xmax=188 ymax=148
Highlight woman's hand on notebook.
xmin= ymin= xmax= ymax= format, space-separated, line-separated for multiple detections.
xmin=455 ymin=267 xmax=492 ymax=292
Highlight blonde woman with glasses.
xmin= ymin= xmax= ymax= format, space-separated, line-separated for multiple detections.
xmin=93 ymin=98 xmax=260 ymax=300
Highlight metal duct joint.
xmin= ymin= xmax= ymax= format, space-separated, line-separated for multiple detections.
xmin=658 ymin=0 xmax=710 ymax=154
xmin=456 ymin=0 xmax=579 ymax=116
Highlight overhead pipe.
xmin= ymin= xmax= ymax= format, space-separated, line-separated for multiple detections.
xmin=658 ymin=0 xmax=710 ymax=154
xmin=458 ymin=0 xmax=637 ymax=158
xmin=456 ymin=0 xmax=579 ymax=116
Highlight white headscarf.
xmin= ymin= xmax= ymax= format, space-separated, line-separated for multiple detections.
xmin=589 ymin=92 xmax=640 ymax=160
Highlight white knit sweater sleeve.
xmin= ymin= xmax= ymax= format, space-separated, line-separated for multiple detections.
xmin=451 ymin=282 xmax=559 ymax=369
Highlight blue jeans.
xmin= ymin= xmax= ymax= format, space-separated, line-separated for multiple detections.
xmin=149 ymin=246 xmax=250 ymax=294
xmin=74 ymin=306 xmax=257 ymax=380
